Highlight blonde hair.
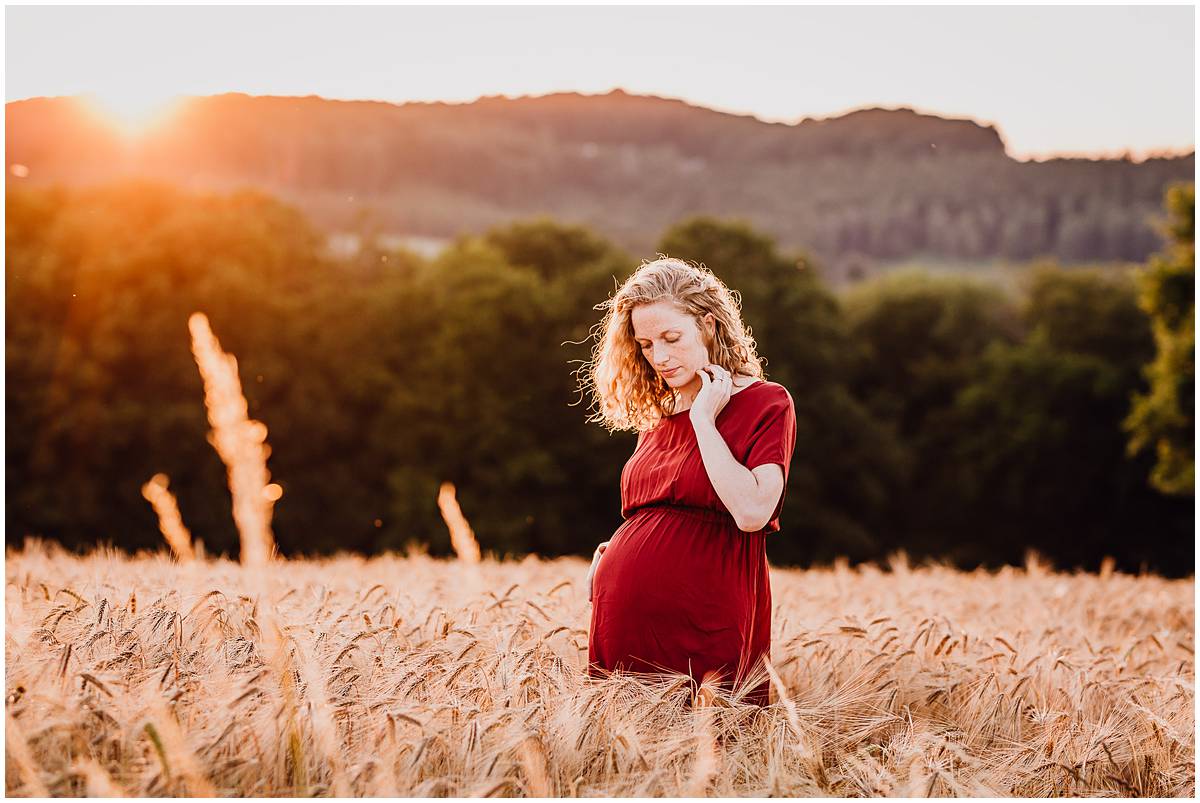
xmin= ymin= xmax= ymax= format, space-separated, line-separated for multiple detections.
xmin=579 ymin=256 xmax=764 ymax=433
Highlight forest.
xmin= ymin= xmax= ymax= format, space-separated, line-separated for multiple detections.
xmin=5 ymin=181 xmax=1194 ymax=575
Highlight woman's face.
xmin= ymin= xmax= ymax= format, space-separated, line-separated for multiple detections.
xmin=630 ymin=300 xmax=715 ymax=394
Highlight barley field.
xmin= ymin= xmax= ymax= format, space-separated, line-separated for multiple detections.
xmin=5 ymin=540 xmax=1193 ymax=797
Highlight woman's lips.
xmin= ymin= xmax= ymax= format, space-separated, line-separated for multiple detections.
xmin=661 ymin=367 xmax=681 ymax=378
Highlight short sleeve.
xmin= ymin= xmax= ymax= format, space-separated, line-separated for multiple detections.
xmin=743 ymin=385 xmax=797 ymax=525
xmin=744 ymin=388 xmax=796 ymax=474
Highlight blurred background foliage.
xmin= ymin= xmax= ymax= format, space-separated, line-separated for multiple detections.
xmin=6 ymin=181 xmax=1193 ymax=575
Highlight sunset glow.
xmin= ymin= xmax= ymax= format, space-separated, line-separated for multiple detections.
xmin=9 ymin=5 xmax=1192 ymax=159
xmin=82 ymin=89 xmax=185 ymax=137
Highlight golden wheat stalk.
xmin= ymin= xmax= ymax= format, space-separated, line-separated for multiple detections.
xmin=685 ymin=698 xmax=720 ymax=795
xmin=517 ymin=734 xmax=552 ymax=796
xmin=144 ymin=695 xmax=217 ymax=796
xmin=72 ymin=757 xmax=127 ymax=797
xmin=437 ymin=482 xmax=481 ymax=563
xmin=140 ymin=473 xmax=195 ymax=562
xmin=763 ymin=657 xmax=802 ymax=737
xmin=188 ymin=312 xmax=279 ymax=567
xmin=5 ymin=709 xmax=50 ymax=797
xmin=293 ymin=635 xmax=352 ymax=797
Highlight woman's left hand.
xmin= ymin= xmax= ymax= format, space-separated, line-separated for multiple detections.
xmin=586 ymin=541 xmax=609 ymax=602
xmin=689 ymin=364 xmax=733 ymax=426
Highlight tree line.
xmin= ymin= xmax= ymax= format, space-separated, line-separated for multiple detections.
xmin=7 ymin=95 xmax=1193 ymax=271
xmin=6 ymin=181 xmax=1193 ymax=575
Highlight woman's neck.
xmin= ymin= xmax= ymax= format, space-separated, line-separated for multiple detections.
xmin=675 ymin=377 xmax=702 ymax=407
xmin=672 ymin=371 xmax=756 ymax=410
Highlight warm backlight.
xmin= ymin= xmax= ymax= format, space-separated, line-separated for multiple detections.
xmin=81 ymin=89 xmax=185 ymax=137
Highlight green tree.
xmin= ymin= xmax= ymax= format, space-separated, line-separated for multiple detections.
xmin=841 ymin=270 xmax=1024 ymax=560
xmin=483 ymin=219 xmax=637 ymax=553
xmin=6 ymin=182 xmax=328 ymax=557
xmin=373 ymin=223 xmax=638 ymax=558
xmin=943 ymin=330 xmax=1190 ymax=573
xmin=1124 ymin=183 xmax=1195 ymax=496
xmin=1021 ymin=261 xmax=1156 ymax=386
xmin=933 ymin=263 xmax=1188 ymax=574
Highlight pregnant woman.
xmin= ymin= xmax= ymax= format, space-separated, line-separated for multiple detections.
xmin=581 ymin=257 xmax=797 ymax=706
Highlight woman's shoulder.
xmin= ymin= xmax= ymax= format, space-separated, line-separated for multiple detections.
xmin=745 ymin=378 xmax=792 ymax=406
xmin=736 ymin=380 xmax=793 ymax=422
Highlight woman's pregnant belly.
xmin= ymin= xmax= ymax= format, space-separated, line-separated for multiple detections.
xmin=589 ymin=505 xmax=766 ymax=677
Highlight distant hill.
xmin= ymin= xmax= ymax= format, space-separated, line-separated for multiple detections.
xmin=6 ymin=90 xmax=1193 ymax=279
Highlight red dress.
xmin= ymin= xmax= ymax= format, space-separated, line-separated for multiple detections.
xmin=588 ymin=380 xmax=797 ymax=705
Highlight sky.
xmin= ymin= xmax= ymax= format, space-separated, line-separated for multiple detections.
xmin=6 ymin=5 xmax=1195 ymax=160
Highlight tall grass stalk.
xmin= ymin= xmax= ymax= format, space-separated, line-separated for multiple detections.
xmin=187 ymin=312 xmax=278 ymax=567
xmin=437 ymin=481 xmax=481 ymax=563
xmin=140 ymin=473 xmax=195 ymax=562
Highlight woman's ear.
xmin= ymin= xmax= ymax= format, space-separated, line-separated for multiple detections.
xmin=701 ymin=312 xmax=717 ymax=358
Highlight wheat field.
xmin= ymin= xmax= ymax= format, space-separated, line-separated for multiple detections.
xmin=4 ymin=539 xmax=1193 ymax=797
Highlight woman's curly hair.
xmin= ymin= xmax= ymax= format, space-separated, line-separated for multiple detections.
xmin=578 ymin=256 xmax=764 ymax=433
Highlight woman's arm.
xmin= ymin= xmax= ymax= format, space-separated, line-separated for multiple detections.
xmin=688 ymin=365 xmax=786 ymax=531
xmin=692 ymin=419 xmax=784 ymax=532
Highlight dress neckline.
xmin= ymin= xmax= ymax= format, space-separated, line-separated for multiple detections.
xmin=664 ymin=378 xmax=766 ymax=419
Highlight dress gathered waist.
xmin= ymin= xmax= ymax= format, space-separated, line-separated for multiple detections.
xmin=625 ymin=502 xmax=734 ymax=525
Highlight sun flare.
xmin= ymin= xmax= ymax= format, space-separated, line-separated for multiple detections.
xmin=82 ymin=89 xmax=185 ymax=137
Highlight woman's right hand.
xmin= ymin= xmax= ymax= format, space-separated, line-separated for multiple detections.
xmin=585 ymin=541 xmax=610 ymax=602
